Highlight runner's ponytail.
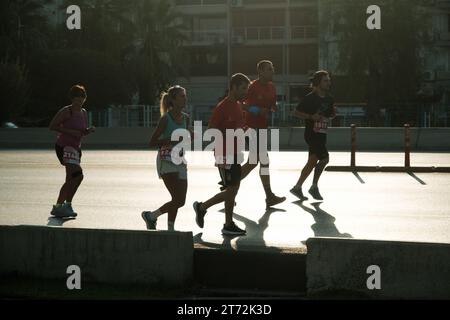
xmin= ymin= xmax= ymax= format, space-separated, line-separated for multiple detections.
xmin=160 ymin=92 xmax=170 ymax=116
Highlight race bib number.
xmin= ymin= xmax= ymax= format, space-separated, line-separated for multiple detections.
xmin=159 ymin=145 xmax=173 ymax=161
xmin=313 ymin=119 xmax=329 ymax=134
xmin=63 ymin=146 xmax=81 ymax=166
xmin=159 ymin=145 xmax=184 ymax=162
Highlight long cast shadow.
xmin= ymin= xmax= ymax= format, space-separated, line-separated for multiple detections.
xmin=293 ymin=200 xmax=352 ymax=239
xmin=193 ymin=207 xmax=285 ymax=252
xmin=233 ymin=207 xmax=285 ymax=252
xmin=47 ymin=216 xmax=76 ymax=226
xmin=407 ymin=172 xmax=426 ymax=185
xmin=352 ymin=171 xmax=365 ymax=184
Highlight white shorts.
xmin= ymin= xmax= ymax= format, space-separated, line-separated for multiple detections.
xmin=156 ymin=154 xmax=187 ymax=180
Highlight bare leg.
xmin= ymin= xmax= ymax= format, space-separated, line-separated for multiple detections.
xmin=57 ymin=164 xmax=83 ymax=203
xmin=312 ymin=157 xmax=329 ymax=186
xmin=160 ymin=173 xmax=187 ymax=223
xmin=240 ymin=161 xmax=257 ymax=180
xmin=224 ymin=184 xmax=239 ymax=225
xmin=295 ymin=154 xmax=319 ymax=187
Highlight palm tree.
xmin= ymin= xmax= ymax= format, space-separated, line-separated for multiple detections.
xmin=59 ymin=0 xmax=134 ymax=57
xmin=124 ymin=0 xmax=187 ymax=104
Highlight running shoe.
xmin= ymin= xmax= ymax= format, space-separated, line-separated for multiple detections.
xmin=141 ymin=211 xmax=157 ymax=230
xmin=221 ymin=222 xmax=246 ymax=236
xmin=64 ymin=203 xmax=78 ymax=217
xmin=308 ymin=186 xmax=324 ymax=201
xmin=266 ymin=194 xmax=286 ymax=207
xmin=193 ymin=201 xmax=206 ymax=228
xmin=50 ymin=205 xmax=73 ymax=218
xmin=290 ymin=186 xmax=308 ymax=201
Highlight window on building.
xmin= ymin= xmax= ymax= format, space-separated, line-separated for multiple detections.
xmin=187 ymin=47 xmax=227 ymax=76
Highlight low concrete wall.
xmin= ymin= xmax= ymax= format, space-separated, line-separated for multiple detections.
xmin=0 ymin=225 xmax=193 ymax=288
xmin=306 ymin=237 xmax=450 ymax=299
xmin=1 ymin=127 xmax=450 ymax=150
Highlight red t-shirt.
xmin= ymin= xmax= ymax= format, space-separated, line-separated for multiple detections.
xmin=244 ymin=79 xmax=277 ymax=129
xmin=209 ymin=97 xmax=246 ymax=162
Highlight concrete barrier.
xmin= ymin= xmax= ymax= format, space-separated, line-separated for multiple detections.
xmin=306 ymin=237 xmax=450 ymax=299
xmin=0 ymin=225 xmax=193 ymax=288
xmin=1 ymin=127 xmax=450 ymax=150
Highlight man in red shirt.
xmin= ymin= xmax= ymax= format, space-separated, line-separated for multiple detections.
xmin=193 ymin=73 xmax=250 ymax=236
xmin=241 ymin=60 xmax=286 ymax=208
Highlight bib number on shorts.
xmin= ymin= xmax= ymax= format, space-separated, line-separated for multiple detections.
xmin=159 ymin=145 xmax=185 ymax=162
xmin=63 ymin=146 xmax=80 ymax=166
xmin=313 ymin=119 xmax=329 ymax=134
xmin=159 ymin=145 xmax=173 ymax=161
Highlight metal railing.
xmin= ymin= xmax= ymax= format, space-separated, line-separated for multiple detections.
xmin=232 ymin=25 xmax=317 ymax=41
xmin=181 ymin=29 xmax=227 ymax=43
xmin=290 ymin=25 xmax=317 ymax=39
xmin=175 ymin=0 xmax=227 ymax=5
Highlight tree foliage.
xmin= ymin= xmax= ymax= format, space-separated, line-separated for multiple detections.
xmin=0 ymin=60 xmax=29 ymax=123
xmin=321 ymin=0 xmax=429 ymax=125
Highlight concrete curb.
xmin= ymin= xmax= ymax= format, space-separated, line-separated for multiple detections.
xmin=194 ymin=247 xmax=306 ymax=293
xmin=306 ymin=237 xmax=450 ymax=299
xmin=326 ymin=166 xmax=450 ymax=173
xmin=0 ymin=225 xmax=193 ymax=288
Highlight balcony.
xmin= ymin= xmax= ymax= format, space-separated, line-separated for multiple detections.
xmin=291 ymin=25 xmax=317 ymax=39
xmin=181 ymin=29 xmax=228 ymax=45
xmin=232 ymin=25 xmax=317 ymax=42
xmin=175 ymin=0 xmax=227 ymax=5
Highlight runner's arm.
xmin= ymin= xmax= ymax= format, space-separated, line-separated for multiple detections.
xmin=81 ymin=109 xmax=96 ymax=135
xmin=49 ymin=108 xmax=82 ymax=137
xmin=149 ymin=116 xmax=172 ymax=148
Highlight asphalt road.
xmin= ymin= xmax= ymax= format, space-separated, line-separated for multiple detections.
xmin=1 ymin=149 xmax=449 ymax=250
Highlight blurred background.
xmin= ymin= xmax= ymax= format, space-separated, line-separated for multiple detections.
xmin=1 ymin=0 xmax=449 ymax=129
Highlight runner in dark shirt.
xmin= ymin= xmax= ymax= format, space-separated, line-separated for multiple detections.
xmin=291 ymin=70 xmax=336 ymax=201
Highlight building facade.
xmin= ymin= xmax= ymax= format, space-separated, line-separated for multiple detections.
xmin=42 ymin=0 xmax=450 ymax=127
xmin=173 ymin=0 xmax=319 ymax=125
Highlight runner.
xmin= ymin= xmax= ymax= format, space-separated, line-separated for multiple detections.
xmin=240 ymin=60 xmax=286 ymax=208
xmin=291 ymin=70 xmax=336 ymax=201
xmin=49 ymin=85 xmax=95 ymax=218
xmin=193 ymin=73 xmax=250 ymax=235
xmin=141 ymin=85 xmax=190 ymax=231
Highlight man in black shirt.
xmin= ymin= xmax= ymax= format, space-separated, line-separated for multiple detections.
xmin=291 ymin=70 xmax=336 ymax=200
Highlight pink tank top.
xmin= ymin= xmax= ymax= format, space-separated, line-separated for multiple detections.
xmin=56 ymin=106 xmax=88 ymax=148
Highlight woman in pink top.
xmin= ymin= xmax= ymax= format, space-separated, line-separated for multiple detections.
xmin=49 ymin=85 xmax=96 ymax=218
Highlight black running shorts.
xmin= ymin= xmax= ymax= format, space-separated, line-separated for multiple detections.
xmin=218 ymin=164 xmax=241 ymax=188
xmin=305 ymin=133 xmax=329 ymax=160
xmin=55 ymin=144 xmax=82 ymax=166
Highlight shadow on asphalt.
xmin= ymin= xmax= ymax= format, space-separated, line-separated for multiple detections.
xmin=47 ymin=216 xmax=76 ymax=226
xmin=407 ymin=172 xmax=427 ymax=185
xmin=193 ymin=207 xmax=286 ymax=253
xmin=293 ymin=200 xmax=353 ymax=239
